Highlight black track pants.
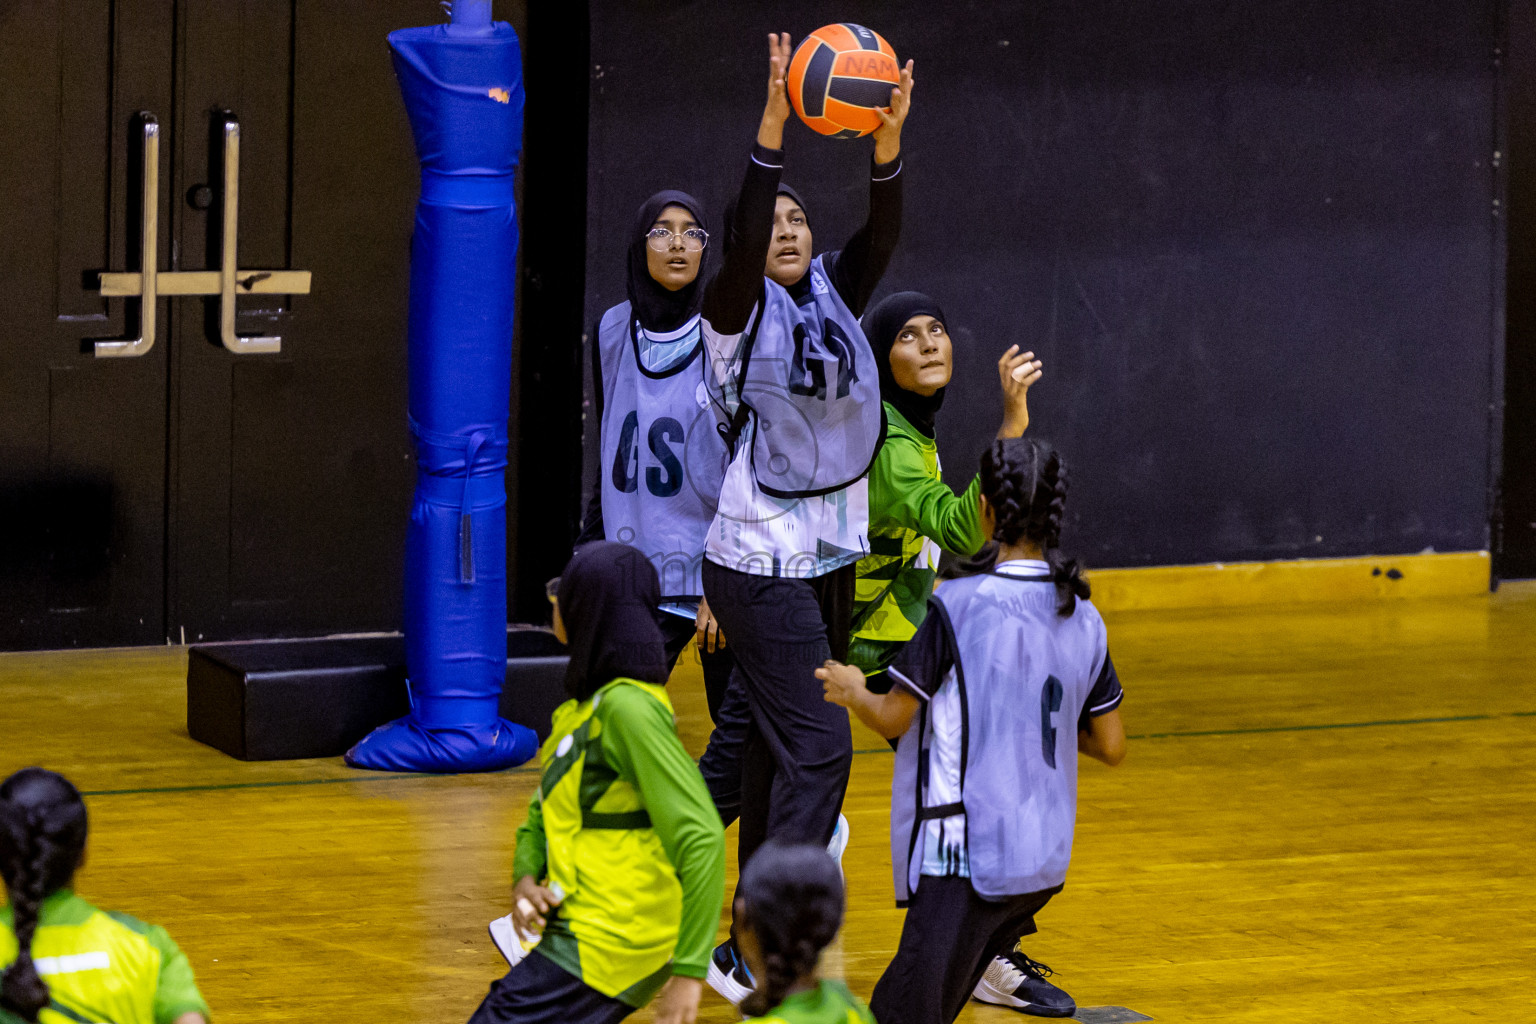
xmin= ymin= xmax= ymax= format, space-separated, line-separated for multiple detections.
xmin=868 ymin=876 xmax=1061 ymax=1024
xmin=701 ymin=560 xmax=855 ymax=878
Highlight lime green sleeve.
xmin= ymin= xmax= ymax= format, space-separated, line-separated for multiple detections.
xmin=512 ymin=792 xmax=549 ymax=882
xmin=599 ymin=688 xmax=726 ymax=980
xmin=868 ymin=436 xmax=987 ymax=557
xmin=144 ymin=924 xmax=210 ymax=1024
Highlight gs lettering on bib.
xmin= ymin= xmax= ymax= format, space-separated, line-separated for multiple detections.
xmin=598 ymin=302 xmax=728 ymax=600
xmin=708 ymin=255 xmax=884 ymax=499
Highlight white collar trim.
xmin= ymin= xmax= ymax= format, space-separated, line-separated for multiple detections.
xmin=636 ymin=314 xmax=701 ymax=343
xmin=995 ymin=559 xmax=1050 ymax=577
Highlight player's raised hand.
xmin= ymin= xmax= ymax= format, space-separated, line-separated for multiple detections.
xmin=817 ymin=659 xmax=869 ymax=707
xmin=872 ymin=59 xmax=915 ymax=163
xmin=758 ymin=32 xmax=793 ymax=148
xmin=997 ymin=345 xmax=1042 ymax=438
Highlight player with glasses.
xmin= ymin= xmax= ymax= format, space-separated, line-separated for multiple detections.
xmin=574 ymin=189 xmax=741 ymax=823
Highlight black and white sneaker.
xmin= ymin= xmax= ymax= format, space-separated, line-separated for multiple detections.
xmin=705 ymin=939 xmax=755 ymax=1007
xmin=972 ymin=950 xmax=1076 ymax=1017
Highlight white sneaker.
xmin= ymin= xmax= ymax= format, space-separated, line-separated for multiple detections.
xmin=827 ymin=814 xmax=851 ymax=875
xmin=706 ymin=939 xmax=755 ymax=1006
xmin=488 ymin=914 xmax=540 ymax=968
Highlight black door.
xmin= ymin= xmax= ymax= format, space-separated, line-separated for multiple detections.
xmin=0 ymin=2 xmax=565 ymax=650
xmin=0 ymin=3 xmax=175 ymax=649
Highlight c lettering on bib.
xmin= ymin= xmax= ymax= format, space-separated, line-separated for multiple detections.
xmin=1039 ymin=675 xmax=1065 ymax=769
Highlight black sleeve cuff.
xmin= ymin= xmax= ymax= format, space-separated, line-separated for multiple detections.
xmin=872 ymin=154 xmax=902 ymax=181
xmin=752 ymin=141 xmax=785 ymax=168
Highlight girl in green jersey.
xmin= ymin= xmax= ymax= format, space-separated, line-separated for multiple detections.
xmin=1 ymin=769 xmax=209 ymax=1024
xmin=469 ymin=541 xmax=725 ymax=1024
xmin=850 ymin=291 xmax=1043 ymax=689
xmin=734 ymin=842 xmax=873 ymax=1024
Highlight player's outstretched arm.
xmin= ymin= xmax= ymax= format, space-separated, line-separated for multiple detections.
xmin=827 ymin=59 xmax=913 ymax=315
xmin=702 ymin=33 xmax=790 ymax=336
xmin=871 ymin=437 xmax=986 ymax=557
xmin=1079 ymin=708 xmax=1126 ymax=766
xmin=819 ymin=660 xmax=919 ymax=738
xmin=996 ymin=346 xmax=1043 ymax=439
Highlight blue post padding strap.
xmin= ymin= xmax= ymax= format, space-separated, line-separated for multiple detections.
xmin=347 ymin=18 xmax=536 ymax=774
xmin=421 ymin=169 xmax=518 ymax=207
xmin=412 ymin=419 xmax=509 ymax=583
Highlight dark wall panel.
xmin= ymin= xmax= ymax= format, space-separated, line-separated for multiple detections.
xmin=1503 ymin=0 xmax=1536 ymax=578
xmin=585 ymin=0 xmax=1501 ymax=567
xmin=512 ymin=0 xmax=589 ymax=619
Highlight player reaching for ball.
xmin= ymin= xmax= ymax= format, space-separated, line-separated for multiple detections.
xmin=819 ymin=437 xmax=1128 ymax=1024
xmin=849 ymin=291 xmax=1042 ymax=692
xmin=468 ymin=542 xmax=725 ymax=1024
xmin=695 ymin=31 xmax=913 ymax=1006
xmin=836 ymin=295 xmax=1059 ymax=1012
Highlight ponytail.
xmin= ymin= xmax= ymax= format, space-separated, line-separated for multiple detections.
xmin=1044 ymin=547 xmax=1091 ymax=618
xmin=741 ymin=935 xmax=824 ymax=1017
xmin=979 ymin=437 xmax=1090 ymax=617
xmin=735 ymin=842 xmax=844 ymax=1017
xmin=1 ymin=770 xmax=89 ymax=1023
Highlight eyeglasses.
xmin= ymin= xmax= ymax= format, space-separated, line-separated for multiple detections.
xmin=545 ymin=576 xmax=560 ymax=603
xmin=646 ymin=227 xmax=708 ymax=252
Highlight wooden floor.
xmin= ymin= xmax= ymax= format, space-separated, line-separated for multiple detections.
xmin=4 ymin=584 xmax=1535 ymax=1023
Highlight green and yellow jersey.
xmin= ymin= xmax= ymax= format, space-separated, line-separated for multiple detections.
xmin=747 ymin=979 xmax=876 ymax=1024
xmin=849 ymin=403 xmax=988 ymax=675
xmin=513 ymin=678 xmax=725 ymax=1007
xmin=1 ymin=890 xmax=208 ymax=1024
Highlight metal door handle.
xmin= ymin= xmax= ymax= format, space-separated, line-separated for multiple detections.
xmin=96 ymin=111 xmax=311 ymax=356
xmin=217 ymin=114 xmax=282 ymax=353
xmin=94 ymin=116 xmax=159 ymax=358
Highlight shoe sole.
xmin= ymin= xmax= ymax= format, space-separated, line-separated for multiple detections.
xmin=827 ymin=814 xmax=851 ymax=875
xmin=973 ymin=977 xmax=1075 ymax=1018
xmin=487 ymin=915 xmax=534 ymax=969
xmin=706 ymin=957 xmax=754 ymax=1006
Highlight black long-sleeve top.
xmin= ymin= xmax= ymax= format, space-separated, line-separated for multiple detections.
xmin=580 ymin=143 xmax=903 ymax=546
xmin=701 ymin=141 xmax=903 ymax=335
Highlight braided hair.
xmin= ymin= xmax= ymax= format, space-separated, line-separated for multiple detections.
xmin=0 ymin=769 xmax=89 ymax=1023
xmin=979 ymin=437 xmax=1090 ymax=617
xmin=735 ymin=842 xmax=844 ymax=1017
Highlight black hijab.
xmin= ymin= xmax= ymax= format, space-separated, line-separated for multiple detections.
xmin=775 ymin=185 xmax=814 ymax=297
xmin=628 ymin=190 xmax=709 ymax=334
xmin=723 ymin=184 xmax=813 ymax=290
xmin=862 ymin=290 xmax=950 ymax=437
xmin=557 ymin=541 xmax=670 ymax=701
xmin=776 ymin=184 xmax=811 ymax=228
